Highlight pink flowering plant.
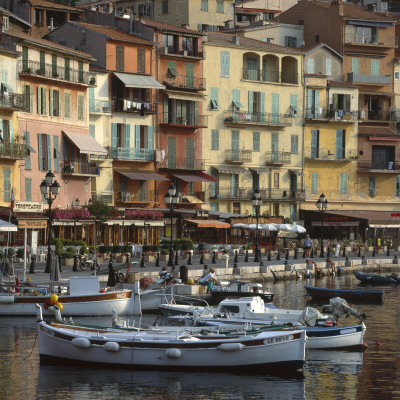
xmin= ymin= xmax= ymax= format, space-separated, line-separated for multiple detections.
xmin=125 ymin=209 xmax=164 ymax=220
xmin=54 ymin=208 xmax=92 ymax=220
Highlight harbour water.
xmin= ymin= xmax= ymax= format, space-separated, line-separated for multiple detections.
xmin=1 ymin=274 xmax=399 ymax=400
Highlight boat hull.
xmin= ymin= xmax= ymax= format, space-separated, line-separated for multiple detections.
xmin=37 ymin=322 xmax=306 ymax=372
xmin=304 ymin=286 xmax=383 ymax=303
xmin=354 ymin=271 xmax=399 ymax=286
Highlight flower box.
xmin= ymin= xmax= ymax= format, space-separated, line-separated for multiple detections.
xmin=202 ymin=253 xmax=210 ymax=260
xmin=160 ymin=254 xmax=169 ymax=262
xmin=62 ymin=258 xmax=74 ymax=267
xmin=145 ymin=255 xmax=155 ymax=262
xmin=116 ymin=255 xmax=127 ymax=263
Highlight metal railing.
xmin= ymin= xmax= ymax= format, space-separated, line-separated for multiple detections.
xmin=108 ymin=147 xmax=154 ymax=161
xmin=347 ymin=72 xmax=391 ymax=85
xmin=305 ymin=147 xmax=358 ymax=160
xmin=326 ymin=109 xmax=358 ymax=121
xmin=159 ymin=46 xmax=204 ymax=59
xmin=0 ymin=142 xmax=28 ymax=159
xmin=242 ymin=68 xmax=298 ymax=84
xmin=89 ymin=100 xmax=111 ymax=114
xmin=359 ymin=109 xmax=391 ymax=122
xmin=91 ymin=191 xmax=113 ymax=204
xmin=265 ymin=151 xmax=291 ymax=164
xmin=19 ymin=60 xmax=96 ymax=86
xmin=113 ymin=98 xmax=157 ymax=114
xmin=344 ymin=32 xmax=397 ymax=47
xmin=358 ymin=159 xmax=400 ymax=171
xmin=158 ymin=157 xmax=205 ymax=170
xmin=224 ymin=110 xmax=292 ymax=126
xmin=115 ymin=189 xmax=158 ymax=203
xmin=163 ymin=74 xmax=206 ymax=90
xmin=160 ymin=113 xmax=207 ymax=127
xmin=260 ymin=189 xmax=305 ymax=201
xmin=209 ymin=186 xmax=253 ymax=199
xmin=62 ymin=161 xmax=99 ymax=175
xmin=225 ymin=149 xmax=252 ymax=163
xmin=0 ymin=92 xmax=27 ymax=111
xmin=305 ymin=107 xmax=326 ymax=119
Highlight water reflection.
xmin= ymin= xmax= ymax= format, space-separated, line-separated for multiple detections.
xmin=37 ymin=365 xmax=306 ymax=400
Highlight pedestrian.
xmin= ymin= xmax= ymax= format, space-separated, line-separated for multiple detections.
xmin=326 ymin=257 xmax=336 ymax=275
xmin=159 ymin=266 xmax=173 ymax=286
xmin=304 ymin=234 xmax=312 ymax=259
xmin=198 ymin=267 xmax=220 ymax=294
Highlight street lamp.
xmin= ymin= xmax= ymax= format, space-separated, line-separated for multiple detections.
xmin=316 ymin=193 xmax=328 ymax=258
xmin=40 ymin=170 xmax=61 ymax=273
xmin=164 ymin=184 xmax=179 ymax=267
xmin=252 ymin=189 xmax=262 ymax=262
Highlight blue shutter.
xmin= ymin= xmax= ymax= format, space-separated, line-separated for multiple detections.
xmin=307 ymin=58 xmax=314 ymax=73
xmin=89 ymin=88 xmax=95 ymax=112
xmin=340 ymin=173 xmax=347 ymax=194
xmin=248 ymin=91 xmax=253 ymax=113
xmin=307 ymin=89 xmax=313 ymax=117
xmin=315 ymin=90 xmax=319 ymax=110
xmin=211 ymin=129 xmax=219 ymax=150
xmin=24 ymin=131 xmax=31 ymax=170
xmin=311 ymin=173 xmax=318 ymax=194
xmin=3 ymin=169 xmax=10 ymax=201
xmin=47 ymin=134 xmax=51 ymax=171
xmin=38 ymin=134 xmax=43 ymax=170
xmin=111 ymin=123 xmax=117 ymax=148
xmin=147 ymin=126 xmax=153 ymax=149
xmin=246 ymin=57 xmax=258 ymax=80
xmin=220 ymin=51 xmax=230 ymax=77
xmin=231 ymin=130 xmax=239 ymax=150
xmin=54 ymin=135 xmax=59 ymax=172
xmin=311 ymin=130 xmax=319 ymax=158
xmin=271 ymin=132 xmax=278 ymax=153
xmin=272 ymin=93 xmax=279 ymax=123
xmin=371 ymin=59 xmax=380 ymax=76
xmin=125 ymin=124 xmax=131 ymax=157
xmin=260 ymin=92 xmax=265 ymax=122
xmin=326 ymin=58 xmax=332 ymax=76
xmin=352 ymin=58 xmax=359 ymax=74
xmin=25 ymin=177 xmax=32 ymax=201
xmin=336 ymin=129 xmax=345 ymax=159
xmin=135 ymin=125 xmax=140 ymax=148
xmin=89 ymin=124 xmax=95 ymax=138
xmin=253 ymin=132 xmax=260 ymax=152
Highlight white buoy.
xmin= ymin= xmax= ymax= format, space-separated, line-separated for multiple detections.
xmin=72 ymin=337 xmax=91 ymax=349
xmin=165 ymin=348 xmax=182 ymax=358
xmin=104 ymin=342 xmax=120 ymax=352
xmin=217 ymin=343 xmax=244 ymax=351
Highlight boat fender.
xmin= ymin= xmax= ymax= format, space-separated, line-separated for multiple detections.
xmin=165 ymin=348 xmax=181 ymax=358
xmin=0 ymin=296 xmax=15 ymax=304
xmin=71 ymin=337 xmax=91 ymax=349
xmin=104 ymin=342 xmax=120 ymax=352
xmin=217 ymin=343 xmax=244 ymax=352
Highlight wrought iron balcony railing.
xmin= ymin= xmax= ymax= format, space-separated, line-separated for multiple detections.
xmin=265 ymin=151 xmax=291 ymax=165
xmin=163 ymin=74 xmax=206 ymax=90
xmin=158 ymin=157 xmax=205 ymax=170
xmin=0 ymin=92 xmax=27 ymax=111
xmin=19 ymin=60 xmax=96 ymax=86
xmin=224 ymin=110 xmax=292 ymax=127
xmin=62 ymin=161 xmax=99 ymax=176
xmin=108 ymin=147 xmax=154 ymax=161
xmin=113 ymin=98 xmax=157 ymax=114
xmin=89 ymin=100 xmax=111 ymax=114
xmin=305 ymin=147 xmax=358 ymax=161
xmin=225 ymin=149 xmax=252 ymax=164
xmin=0 ymin=142 xmax=28 ymax=159
xmin=358 ymin=159 xmax=400 ymax=171
xmin=160 ymin=113 xmax=207 ymax=127
xmin=347 ymin=72 xmax=391 ymax=85
xmin=209 ymin=186 xmax=253 ymax=199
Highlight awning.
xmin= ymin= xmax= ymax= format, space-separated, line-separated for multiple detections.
xmin=27 ymin=144 xmax=37 ymax=153
xmin=117 ymin=171 xmax=169 ymax=181
xmin=104 ymin=220 xmax=165 ymax=226
xmin=347 ymin=20 xmax=393 ymax=28
xmin=213 ymin=166 xmax=249 ymax=174
xmin=185 ymin=219 xmax=230 ymax=228
xmin=172 ymin=173 xmax=215 ymax=183
xmin=0 ymin=219 xmax=17 ymax=231
xmin=290 ymin=169 xmax=303 ymax=175
xmin=63 ymin=131 xmax=107 ymax=156
xmin=184 ymin=195 xmax=204 ymax=204
xmin=1 ymin=82 xmax=13 ymax=92
xmin=114 ymin=72 xmax=165 ymax=89
xmin=163 ymin=89 xmax=204 ymax=102
xmin=249 ymin=167 xmax=266 ymax=174
xmin=369 ymin=137 xmax=400 ymax=141
xmin=369 ymin=224 xmax=400 ymax=228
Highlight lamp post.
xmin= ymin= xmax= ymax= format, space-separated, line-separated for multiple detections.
xmin=40 ymin=170 xmax=61 ymax=273
xmin=252 ymin=189 xmax=262 ymax=262
xmin=316 ymin=193 xmax=328 ymax=258
xmin=164 ymin=184 xmax=179 ymax=267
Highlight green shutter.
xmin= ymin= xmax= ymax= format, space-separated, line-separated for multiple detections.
xmin=290 ymin=94 xmax=298 ymax=113
xmin=22 ymin=46 xmax=28 ymax=71
xmin=210 ymin=87 xmax=220 ymax=109
xmin=89 ymin=88 xmax=95 ymax=112
xmin=220 ymin=51 xmax=230 ymax=77
xmin=3 ymin=169 xmax=10 ymax=202
xmin=38 ymin=133 xmax=43 ymax=170
xmin=260 ymin=92 xmax=265 ymax=121
xmin=111 ymin=123 xmax=118 ymax=148
xmin=369 ymin=176 xmax=376 ymax=197
xmin=9 ymin=121 xmax=13 ymax=142
xmin=163 ymin=95 xmax=169 ymax=123
xmin=47 ymin=134 xmax=51 ymax=171
xmin=232 ymin=89 xmax=243 ymax=108
xmin=89 ymin=124 xmax=95 ymax=138
xmin=291 ymin=135 xmax=298 ymax=154
xmin=64 ymin=92 xmax=70 ymax=118
xmin=167 ymin=137 xmax=176 ymax=168
xmin=49 ymin=89 xmax=54 ymax=116
xmin=135 ymin=125 xmax=140 ymax=148
xmin=54 ymin=135 xmax=59 ymax=172
xmin=186 ymin=138 xmax=195 ymax=169
xmin=311 ymin=130 xmax=319 ymax=158
xmin=371 ymin=59 xmax=380 ymax=76
xmin=186 ymin=63 xmax=194 ymax=88
xmin=340 ymin=173 xmax=347 ymax=194
xmin=253 ymin=132 xmax=260 ymax=152
xmin=231 ymin=130 xmax=239 ymax=150
xmin=52 ymin=54 xmax=57 ymax=77
xmin=211 ymin=129 xmax=219 ymax=150
xmin=78 ymin=94 xmax=84 ymax=120
xmin=248 ymin=91 xmax=253 ymax=113
xmin=24 ymin=131 xmax=31 ymax=170
xmin=43 ymin=88 xmax=47 ymax=115
xmin=65 ymin=57 xmax=70 ymax=81
xmin=37 ymin=87 xmax=42 ymax=114
xmin=352 ymin=58 xmax=359 ymax=74
xmin=307 ymin=89 xmax=313 ymax=117
xmin=40 ymin=51 xmax=45 ymax=70
xmin=326 ymin=58 xmax=332 ymax=76
xmin=29 ymin=85 xmax=33 ymax=113
xmin=25 ymin=177 xmax=32 ymax=201
xmin=246 ymin=57 xmax=258 ymax=80
xmin=147 ymin=125 xmax=153 ymax=149
xmin=271 ymin=132 xmax=278 ymax=153
xmin=272 ymin=93 xmax=279 ymax=123
xmin=311 ymin=173 xmax=318 ymax=194
xmin=336 ymin=129 xmax=345 ymax=159
xmin=168 ymin=61 xmax=177 ymax=77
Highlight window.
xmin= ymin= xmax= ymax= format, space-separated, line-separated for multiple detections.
xmin=307 ymin=89 xmax=320 ymax=118
xmin=315 ymin=35 xmax=319 ymax=42
xmin=168 ymin=61 xmax=178 ymax=77
xmin=162 ymin=0 xmax=168 ymax=14
xmin=212 ymin=201 xmax=220 ymax=212
xmin=51 ymin=54 xmax=57 ymax=78
xmin=284 ymin=36 xmax=297 ymax=48
xmin=34 ymin=9 xmax=42 ymax=26
xmin=162 ymin=34 xmax=176 ymax=53
xmin=64 ymin=91 xmax=70 ymax=118
xmin=138 ymin=3 xmax=151 ymax=16
xmin=371 ymin=59 xmax=380 ymax=76
xmin=38 ymin=133 xmax=51 ymax=171
xmin=290 ymin=94 xmax=298 ymax=116
xmin=311 ymin=173 xmax=318 ymax=194
xmin=49 ymin=89 xmax=61 ymax=117
xmin=354 ymin=25 xmax=377 ymax=44
xmin=331 ymin=93 xmax=351 ymax=111
xmin=395 ymin=71 xmax=400 ymax=81
xmin=23 ymin=84 xmax=33 ymax=113
xmin=336 ymin=129 xmax=346 ymax=159
xmin=210 ymin=87 xmax=221 ymax=110
xmin=64 ymin=58 xmax=70 ymax=81
xmin=253 ymin=132 xmax=260 ymax=152
xmin=291 ymin=135 xmax=298 ymax=154
xmin=369 ymin=176 xmax=376 ymax=197
xmin=53 ymin=135 xmax=60 ymax=172
xmin=339 ymin=172 xmax=347 ymax=194
xmin=37 ymin=87 xmax=47 ymax=115
xmin=396 ymin=176 xmax=400 ymax=196
xmin=24 ymin=131 xmax=31 ymax=170
xmin=25 ymin=178 xmax=32 ymax=201
xmin=201 ymin=0 xmax=208 ymax=11
xmin=182 ymin=37 xmax=194 ymax=55
xmin=3 ymin=16 xmax=9 ymax=30
xmin=273 ymin=203 xmax=279 ymax=216
xmin=220 ymin=51 xmax=230 ymax=77
xmin=3 ymin=169 xmax=10 ymax=202
xmin=326 ymin=58 xmax=332 ymax=76
xmin=137 ymin=49 xmax=145 ymax=74
xmin=307 ymin=58 xmax=314 ymax=74
xmin=135 ymin=125 xmax=152 ymax=149
xmin=77 ymin=94 xmax=84 ymax=120
xmin=217 ymin=0 xmax=224 ymax=13
xmin=89 ymin=124 xmax=95 ymax=138
xmin=0 ymin=119 xmax=12 ymax=142
xmin=211 ymin=129 xmax=219 ymax=150
xmin=116 ymin=46 xmax=124 ymax=72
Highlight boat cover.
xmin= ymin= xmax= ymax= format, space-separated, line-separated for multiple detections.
xmin=329 ymin=297 xmax=366 ymax=321
xmin=298 ymin=307 xmax=322 ymax=326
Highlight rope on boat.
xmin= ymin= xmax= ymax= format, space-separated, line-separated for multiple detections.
xmin=23 ymin=330 xmax=38 ymax=360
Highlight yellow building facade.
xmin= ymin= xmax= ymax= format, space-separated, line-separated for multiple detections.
xmin=203 ymin=33 xmax=303 ymax=221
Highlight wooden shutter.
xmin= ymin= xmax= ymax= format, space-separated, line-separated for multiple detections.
xmin=211 ymin=129 xmax=219 ymax=150
xmin=47 ymin=134 xmax=51 ymax=171
xmin=291 ymin=135 xmax=298 ymax=154
xmin=307 ymin=89 xmax=313 ymax=117
xmin=274 ymin=172 xmax=279 ymax=189
xmin=271 ymin=132 xmax=278 ymax=153
xmin=64 ymin=57 xmax=70 ymax=80
xmin=137 ymin=48 xmax=145 ymax=74
xmin=89 ymin=88 xmax=94 ymax=112
xmin=231 ymin=130 xmax=239 ymax=150
xmin=248 ymin=91 xmax=253 ymax=113
xmin=9 ymin=120 xmax=13 ymax=142
xmin=210 ymin=169 xmax=218 ymax=196
xmin=220 ymin=51 xmax=230 ymax=77
xmin=3 ymin=168 xmax=10 ymax=202
xmin=24 ymin=131 xmax=31 ymax=170
xmin=78 ymin=60 xmax=84 ymax=83
xmin=311 ymin=173 xmax=318 ymax=194
xmin=336 ymin=129 xmax=345 ymax=159
xmin=147 ymin=125 xmax=153 ymax=149
xmin=125 ymin=124 xmax=131 ymax=154
xmin=163 ymin=95 xmax=169 ymax=123
xmin=247 ymin=57 xmax=258 ymax=80
xmin=290 ymin=94 xmax=298 ymax=112
xmin=78 ymin=94 xmax=84 ymax=120
xmin=168 ymin=137 xmax=176 ymax=168
xmin=64 ymin=92 xmax=70 ymax=118
xmin=40 ymin=51 xmax=45 ymax=70
xmin=52 ymin=54 xmax=57 ymax=77
xmin=53 ymin=135 xmax=59 ymax=172
xmin=311 ymin=130 xmax=319 ymax=158
xmin=135 ymin=125 xmax=140 ymax=148
xmin=116 ymin=46 xmax=124 ymax=71
xmin=326 ymin=58 xmax=332 ymax=76
xmin=49 ymin=89 xmax=54 ymax=116
xmin=340 ymin=173 xmax=347 ymax=194
xmin=371 ymin=59 xmax=380 ymax=76
xmin=89 ymin=124 xmax=95 ymax=138
xmin=253 ymin=132 xmax=260 ymax=152
xmin=352 ymin=58 xmax=359 ymax=74
xmin=25 ymin=178 xmax=32 ymax=201
xmin=37 ymin=87 xmax=42 ymax=114
xmin=272 ymin=93 xmax=279 ymax=123
xmin=186 ymin=138 xmax=195 ymax=169
xmin=111 ymin=123 xmax=118 ymax=148
xmin=22 ymin=46 xmax=28 ymax=71
xmin=186 ymin=63 xmax=194 ymax=88
xmin=38 ymin=133 xmax=43 ymax=170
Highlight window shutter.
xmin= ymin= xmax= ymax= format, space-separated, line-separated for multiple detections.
xmin=24 ymin=131 xmax=31 ymax=170
xmin=369 ymin=176 xmax=376 ymax=197
xmin=345 ymin=95 xmax=351 ymax=111
xmin=64 ymin=57 xmax=70 ymax=80
xmin=28 ymin=85 xmax=33 ymax=113
xmin=210 ymin=87 xmax=220 ymax=109
xmin=272 ymin=92 xmax=279 ymax=123
xmin=210 ymin=169 xmax=218 ymax=196
xmin=371 ymin=59 xmax=380 ymax=76
xmin=168 ymin=61 xmax=177 ymax=77
xmin=167 ymin=136 xmax=176 ymax=168
xmin=291 ymin=135 xmax=298 ymax=154
xmin=9 ymin=120 xmax=13 ymax=142
xmin=147 ymin=125 xmax=153 ymax=149
xmin=326 ymin=58 xmax=332 ymax=76
xmin=43 ymin=88 xmax=47 ymax=115
xmin=89 ymin=88 xmax=94 ymax=112
xmin=37 ymin=87 xmax=42 ymax=114
xmin=220 ymin=51 xmax=230 ymax=77
xmin=211 ymin=129 xmax=219 ymax=150
xmin=396 ymin=176 xmax=400 ymax=196
xmin=290 ymin=94 xmax=298 ymax=112
xmin=336 ymin=129 xmax=345 ymax=159
xmin=186 ymin=138 xmax=195 ymax=169
xmin=64 ymin=92 xmax=70 ymax=118
xmin=52 ymin=54 xmax=57 ymax=77
xmin=78 ymin=94 xmax=84 ymax=120
xmin=25 ymin=178 xmax=32 ymax=201
xmin=3 ymin=169 xmax=10 ymax=202
xmin=248 ymin=91 xmax=253 ymax=113
xmin=352 ymin=58 xmax=359 ymax=74
xmin=253 ymin=132 xmax=260 ymax=152
xmin=54 ymin=135 xmax=59 ymax=172
xmin=231 ymin=130 xmax=239 ymax=150
xmin=40 ymin=51 xmax=45 ymax=70
xmin=163 ymin=95 xmax=169 ymax=123
xmin=311 ymin=173 xmax=318 ymax=194
xmin=135 ymin=125 xmax=140 ymax=148
xmin=260 ymin=92 xmax=265 ymax=119
xmin=340 ymin=172 xmax=347 ymax=194
xmin=186 ymin=63 xmax=194 ymax=88
xmin=271 ymin=132 xmax=278 ymax=153
xmin=315 ymin=90 xmax=319 ymax=109
xmin=89 ymin=124 xmax=95 ymax=138
xmin=22 ymin=46 xmax=28 ymax=71
xmin=307 ymin=58 xmax=314 ymax=73
xmin=116 ymin=46 xmax=124 ymax=71
xmin=47 ymin=134 xmax=51 ymax=171
xmin=49 ymin=88 xmax=54 ymax=116
xmin=307 ymin=89 xmax=313 ymax=117
xmin=137 ymin=48 xmax=145 ymax=74
xmin=311 ymin=130 xmax=319 ymax=158
xmin=38 ymin=133 xmax=43 ymax=170
xmin=111 ymin=123 xmax=117 ymax=148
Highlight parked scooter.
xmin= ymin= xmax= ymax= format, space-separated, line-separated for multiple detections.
xmin=79 ymin=252 xmax=100 ymax=271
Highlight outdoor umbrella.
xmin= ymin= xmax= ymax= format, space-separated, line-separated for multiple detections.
xmin=246 ymin=224 xmax=258 ymax=230
xmin=273 ymin=224 xmax=293 ymax=231
xmin=290 ymin=225 xmax=306 ymax=234
xmin=260 ymin=224 xmax=277 ymax=248
xmin=231 ymin=223 xmax=247 ymax=228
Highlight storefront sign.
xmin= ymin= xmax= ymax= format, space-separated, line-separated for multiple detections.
xmin=18 ymin=220 xmax=48 ymax=229
xmin=323 ymin=216 xmax=350 ymax=223
xmin=14 ymin=201 xmax=43 ymax=213
xmin=196 ymin=210 xmax=209 ymax=218
xmin=391 ymin=213 xmax=400 ymax=217
xmin=312 ymin=221 xmax=360 ymax=227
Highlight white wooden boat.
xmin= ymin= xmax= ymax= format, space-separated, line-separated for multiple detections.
xmin=0 ymin=276 xmax=135 ymax=316
xmin=37 ymin=312 xmax=306 ymax=372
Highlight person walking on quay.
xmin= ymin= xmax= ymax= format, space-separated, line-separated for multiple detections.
xmin=198 ymin=267 xmax=220 ymax=294
xmin=304 ymin=234 xmax=312 ymax=259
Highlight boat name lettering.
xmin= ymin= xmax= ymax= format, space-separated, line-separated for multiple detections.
xmin=265 ymin=335 xmax=292 ymax=344
xmin=116 ymin=292 xmax=129 ymax=299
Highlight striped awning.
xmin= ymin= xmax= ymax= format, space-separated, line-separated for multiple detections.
xmin=63 ymin=131 xmax=107 ymax=156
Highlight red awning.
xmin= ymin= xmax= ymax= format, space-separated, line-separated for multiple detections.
xmin=118 ymin=171 xmax=169 ymax=181
xmin=185 ymin=219 xmax=230 ymax=228
xmin=369 ymin=137 xmax=400 ymax=142
xmin=172 ymin=173 xmax=217 ymax=183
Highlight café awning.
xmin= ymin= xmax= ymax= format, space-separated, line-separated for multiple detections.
xmin=172 ymin=172 xmax=216 ymax=183
xmin=114 ymin=72 xmax=165 ymax=89
xmin=0 ymin=220 xmax=17 ymax=231
xmin=163 ymin=89 xmax=204 ymax=102
xmin=117 ymin=171 xmax=169 ymax=181
xmin=63 ymin=131 xmax=107 ymax=156
xmin=185 ymin=219 xmax=230 ymax=228
xmin=213 ymin=166 xmax=249 ymax=174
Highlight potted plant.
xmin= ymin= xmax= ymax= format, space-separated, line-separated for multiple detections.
xmin=16 ymin=248 xmax=25 ymax=263
xmin=160 ymin=248 xmax=169 ymax=262
xmin=201 ymin=249 xmax=210 ymax=260
xmin=62 ymin=247 xmax=76 ymax=267
xmin=144 ymin=251 xmax=156 ymax=262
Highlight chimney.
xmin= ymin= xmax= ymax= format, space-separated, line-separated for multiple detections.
xmin=50 ymin=17 xmax=54 ymax=32
xmin=372 ymin=4 xmax=377 ymax=12
xmin=232 ymin=33 xmax=240 ymax=45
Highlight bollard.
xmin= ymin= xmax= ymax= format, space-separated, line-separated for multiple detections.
xmin=387 ymin=247 xmax=390 ymax=257
xmin=276 ymin=249 xmax=281 ymax=261
xmin=244 ymin=250 xmax=249 ymax=262
xmin=212 ymin=251 xmax=216 ymax=264
xmin=362 ymin=255 xmax=368 ymax=265
xmin=199 ymin=252 xmax=204 ymax=264
xmin=342 ymin=247 xmax=346 ymax=257
xmin=187 ymin=252 xmax=192 ymax=265
xmin=345 ymin=256 xmax=351 ymax=267
xmin=285 ymin=249 xmax=289 ymax=260
xmin=58 ymin=255 xmax=63 ymax=273
xmin=29 ymin=255 xmax=36 ymax=274
xmin=73 ymin=254 xmax=79 ymax=271
xmin=179 ymin=265 xmax=188 ymax=284
xmin=310 ymin=248 xmax=314 ymax=258
xmin=326 ymin=247 xmax=331 ymax=258
xmin=140 ymin=253 xmax=145 ymax=268
xmin=174 ymin=251 xmax=179 ymax=266
xmin=294 ymin=248 xmax=298 ymax=260
xmin=358 ymin=247 xmax=361 ymax=257
xmin=393 ymin=255 xmax=399 ymax=264
xmin=372 ymin=248 xmax=376 ymax=257
xmin=234 ymin=251 xmax=238 ymax=263
xmin=267 ymin=250 xmax=271 ymax=261
xmin=155 ymin=252 xmax=160 ymax=267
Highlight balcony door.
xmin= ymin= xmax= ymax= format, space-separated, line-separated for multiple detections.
xmin=372 ymin=145 xmax=394 ymax=169
xmin=231 ymin=130 xmax=239 ymax=161
xmin=367 ymin=97 xmax=380 ymax=120
xmin=230 ymin=173 xmax=238 ymax=197
xmin=246 ymin=57 xmax=258 ymax=80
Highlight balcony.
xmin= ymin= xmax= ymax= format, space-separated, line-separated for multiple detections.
xmin=0 ymin=92 xmax=27 ymax=111
xmin=0 ymin=142 xmax=28 ymax=160
xmin=224 ymin=110 xmax=292 ymax=128
xmin=225 ymin=149 xmax=252 ymax=164
xmin=116 ymin=190 xmax=158 ymax=203
xmin=326 ymin=109 xmax=358 ymax=122
xmin=358 ymin=159 xmax=400 ymax=173
xmin=305 ymin=147 xmax=358 ymax=161
xmin=62 ymin=161 xmax=99 ymax=177
xmin=158 ymin=157 xmax=206 ymax=170
xmin=260 ymin=189 xmax=305 ymax=201
xmin=160 ymin=113 xmax=207 ymax=128
xmin=163 ymin=74 xmax=206 ymax=91
xmin=265 ymin=151 xmax=291 ymax=165
xmin=209 ymin=186 xmax=253 ymax=199
xmin=347 ymin=72 xmax=391 ymax=85
xmin=91 ymin=191 xmax=113 ymax=204
xmin=19 ymin=60 xmax=96 ymax=86
xmin=344 ymin=32 xmax=397 ymax=48
xmin=89 ymin=100 xmax=111 ymax=114
xmin=159 ymin=46 xmax=203 ymax=59
xmin=113 ymin=98 xmax=157 ymax=114
xmin=242 ymin=69 xmax=298 ymax=85
xmin=108 ymin=147 xmax=154 ymax=161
